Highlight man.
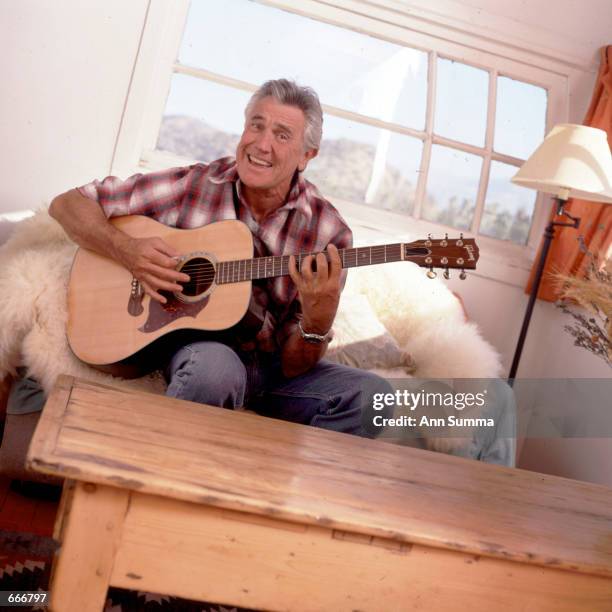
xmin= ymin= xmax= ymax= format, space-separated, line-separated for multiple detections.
xmin=48 ymin=78 xmax=393 ymax=437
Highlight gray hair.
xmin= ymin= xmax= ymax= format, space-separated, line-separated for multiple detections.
xmin=245 ymin=79 xmax=323 ymax=151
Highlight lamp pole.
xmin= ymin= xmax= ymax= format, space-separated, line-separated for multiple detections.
xmin=508 ymin=197 xmax=580 ymax=383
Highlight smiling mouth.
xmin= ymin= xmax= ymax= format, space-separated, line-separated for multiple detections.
xmin=247 ymin=154 xmax=273 ymax=168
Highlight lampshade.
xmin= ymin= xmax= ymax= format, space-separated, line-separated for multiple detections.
xmin=511 ymin=123 xmax=612 ymax=203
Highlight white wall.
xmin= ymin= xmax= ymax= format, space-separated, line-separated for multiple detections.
xmin=1 ymin=1 xmax=610 ymax=482
xmin=0 ymin=0 xmax=148 ymax=213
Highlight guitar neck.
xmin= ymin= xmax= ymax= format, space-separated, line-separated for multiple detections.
xmin=215 ymin=243 xmax=418 ymax=284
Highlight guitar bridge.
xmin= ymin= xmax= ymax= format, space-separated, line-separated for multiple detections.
xmin=127 ymin=278 xmax=144 ymax=316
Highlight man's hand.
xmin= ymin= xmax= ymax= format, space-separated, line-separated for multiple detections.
xmin=288 ymin=243 xmax=342 ymax=334
xmin=49 ymin=190 xmax=190 ymax=304
xmin=115 ymin=236 xmax=190 ymax=304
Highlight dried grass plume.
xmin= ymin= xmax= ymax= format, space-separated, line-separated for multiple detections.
xmin=555 ymin=247 xmax=611 ymax=367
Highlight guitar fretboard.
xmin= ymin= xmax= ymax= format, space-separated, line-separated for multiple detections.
xmin=215 ymin=243 xmax=405 ymax=284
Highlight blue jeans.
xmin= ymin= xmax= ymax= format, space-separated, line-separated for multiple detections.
xmin=165 ymin=341 xmax=394 ymax=438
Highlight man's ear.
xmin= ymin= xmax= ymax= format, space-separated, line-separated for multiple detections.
xmin=298 ymin=148 xmax=318 ymax=172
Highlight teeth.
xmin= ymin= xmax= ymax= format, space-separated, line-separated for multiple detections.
xmin=248 ymin=154 xmax=272 ymax=167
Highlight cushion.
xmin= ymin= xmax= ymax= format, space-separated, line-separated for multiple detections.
xmin=6 ymin=369 xmax=46 ymax=414
xmin=326 ymin=293 xmax=416 ymax=373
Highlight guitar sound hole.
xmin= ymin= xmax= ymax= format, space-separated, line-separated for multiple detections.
xmin=180 ymin=257 xmax=215 ymax=298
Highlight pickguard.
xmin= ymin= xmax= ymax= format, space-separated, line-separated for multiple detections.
xmin=139 ymin=293 xmax=210 ymax=333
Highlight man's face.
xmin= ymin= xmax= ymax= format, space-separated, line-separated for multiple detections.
xmin=236 ymin=96 xmax=317 ymax=198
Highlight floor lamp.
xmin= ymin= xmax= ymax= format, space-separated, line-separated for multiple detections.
xmin=508 ymin=123 xmax=612 ymax=381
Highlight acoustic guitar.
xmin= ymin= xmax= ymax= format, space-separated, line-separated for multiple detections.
xmin=67 ymin=215 xmax=479 ymax=370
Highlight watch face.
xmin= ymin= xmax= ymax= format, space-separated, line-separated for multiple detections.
xmin=303 ymin=335 xmax=325 ymax=344
xmin=298 ymin=321 xmax=328 ymax=343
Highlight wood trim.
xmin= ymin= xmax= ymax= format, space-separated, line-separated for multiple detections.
xmin=111 ymin=0 xmax=191 ymax=173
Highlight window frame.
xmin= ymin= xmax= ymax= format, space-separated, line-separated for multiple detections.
xmin=112 ymin=0 xmax=572 ymax=287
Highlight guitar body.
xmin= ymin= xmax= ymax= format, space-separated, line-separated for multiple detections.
xmin=68 ymin=216 xmax=253 ymax=368
xmin=67 ymin=214 xmax=479 ymax=374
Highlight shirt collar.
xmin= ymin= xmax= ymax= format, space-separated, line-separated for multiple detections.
xmin=207 ymin=157 xmax=313 ymax=223
xmin=284 ymin=171 xmax=313 ymax=223
xmin=207 ymin=156 xmax=239 ymax=185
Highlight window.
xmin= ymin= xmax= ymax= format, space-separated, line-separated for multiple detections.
xmin=117 ymin=0 xmax=568 ymax=283
xmin=153 ymin=0 xmax=553 ymax=247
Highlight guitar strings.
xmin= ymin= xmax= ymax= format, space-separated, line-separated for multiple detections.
xmin=175 ymin=241 xmax=470 ymax=283
xmin=176 ymin=245 xmax=439 ymax=283
xmin=175 ymin=242 xmax=461 ymax=273
xmin=176 ymin=245 xmax=409 ymax=276
xmin=178 ymin=245 xmax=402 ymax=267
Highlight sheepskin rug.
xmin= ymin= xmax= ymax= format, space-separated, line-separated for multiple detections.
xmin=342 ymin=260 xmax=502 ymax=379
xmin=0 ymin=210 xmax=165 ymax=395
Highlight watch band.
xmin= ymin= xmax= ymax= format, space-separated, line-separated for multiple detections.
xmin=298 ymin=320 xmax=331 ymax=344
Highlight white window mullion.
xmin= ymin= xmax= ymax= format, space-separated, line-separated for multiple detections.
xmin=430 ymin=135 xmax=487 ymax=158
xmin=173 ymin=64 xmax=428 ymax=142
xmin=112 ymin=0 xmax=190 ymax=175
xmin=525 ymin=82 xmax=561 ymax=249
xmin=490 ymin=151 xmax=524 ymax=167
xmin=471 ymin=68 xmax=497 ymax=235
xmin=412 ymin=49 xmax=436 ymax=221
xmin=174 ymin=64 xmax=259 ymax=95
xmin=471 ymin=158 xmax=490 ymax=236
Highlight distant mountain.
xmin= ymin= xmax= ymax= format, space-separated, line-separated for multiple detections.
xmin=157 ymin=115 xmax=240 ymax=161
xmin=157 ymin=115 xmax=415 ymax=212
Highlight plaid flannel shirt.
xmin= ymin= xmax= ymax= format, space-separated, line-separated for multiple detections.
xmin=77 ymin=157 xmax=352 ymax=352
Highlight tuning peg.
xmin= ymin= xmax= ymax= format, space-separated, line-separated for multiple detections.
xmin=428 ymin=233 xmax=433 ymax=239
xmin=427 ymin=268 xmax=437 ymax=279
xmin=445 ymin=233 xmax=448 ymax=239
xmin=459 ymin=269 xmax=467 ymax=280
xmin=443 ymin=268 xmax=450 ymax=280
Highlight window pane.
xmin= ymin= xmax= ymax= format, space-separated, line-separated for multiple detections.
xmin=305 ymin=115 xmax=422 ymax=213
xmin=480 ymin=161 xmax=536 ymax=244
xmin=157 ymin=75 xmax=250 ymax=161
xmin=179 ymin=0 xmax=428 ymax=129
xmin=435 ymin=58 xmax=488 ymax=146
xmin=422 ymin=145 xmax=482 ymax=230
xmin=495 ymin=76 xmax=547 ymax=160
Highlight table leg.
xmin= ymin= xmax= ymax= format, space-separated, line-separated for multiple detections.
xmin=50 ymin=481 xmax=130 ymax=612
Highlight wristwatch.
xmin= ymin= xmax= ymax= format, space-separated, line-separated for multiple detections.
xmin=298 ymin=320 xmax=331 ymax=344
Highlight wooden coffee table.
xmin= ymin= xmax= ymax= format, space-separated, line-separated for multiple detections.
xmin=27 ymin=375 xmax=612 ymax=611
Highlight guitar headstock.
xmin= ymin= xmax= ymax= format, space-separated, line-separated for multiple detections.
xmin=403 ymin=234 xmax=479 ymax=279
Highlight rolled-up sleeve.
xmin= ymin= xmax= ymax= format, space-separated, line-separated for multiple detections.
xmin=77 ymin=164 xmax=200 ymax=219
xmin=334 ymin=224 xmax=353 ymax=293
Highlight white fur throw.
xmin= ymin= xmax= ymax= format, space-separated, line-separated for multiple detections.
xmin=0 ymin=210 xmax=166 ymax=395
xmin=340 ymin=260 xmax=502 ymax=379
